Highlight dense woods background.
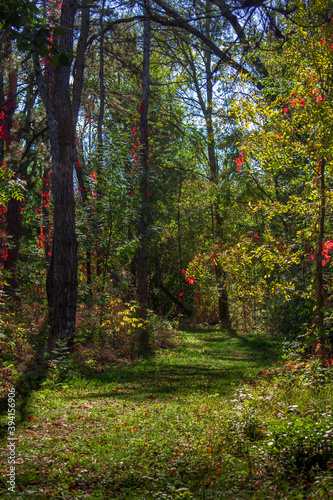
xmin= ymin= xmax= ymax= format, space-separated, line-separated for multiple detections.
xmin=0 ymin=0 xmax=333 ymax=358
xmin=1 ymin=1 xmax=333 ymax=498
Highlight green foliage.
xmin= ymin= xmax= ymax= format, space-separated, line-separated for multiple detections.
xmin=220 ymin=0 xmax=333 ymax=336
xmin=43 ymin=339 xmax=81 ymax=384
xmin=275 ymin=297 xmax=314 ymax=339
xmin=268 ymin=411 xmax=333 ymax=473
xmin=0 ymin=0 xmax=37 ymax=32
xmin=0 ymin=163 xmax=26 ymax=205
xmin=2 ymin=325 xmax=333 ymax=499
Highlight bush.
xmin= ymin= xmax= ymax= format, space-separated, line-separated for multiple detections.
xmin=267 ymin=412 xmax=333 ymax=474
xmin=276 ymin=297 xmax=313 ymax=339
xmin=75 ymin=298 xmax=178 ymax=359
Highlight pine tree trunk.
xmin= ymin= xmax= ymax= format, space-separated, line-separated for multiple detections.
xmin=45 ymin=118 xmax=77 ymax=349
xmin=137 ymin=8 xmax=151 ymax=355
xmin=34 ymin=0 xmax=78 ymax=349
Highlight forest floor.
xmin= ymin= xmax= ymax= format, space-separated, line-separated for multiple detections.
xmin=0 ymin=325 xmax=333 ymax=499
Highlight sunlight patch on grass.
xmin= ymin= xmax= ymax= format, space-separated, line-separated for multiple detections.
xmin=1 ymin=327 xmax=332 ymax=499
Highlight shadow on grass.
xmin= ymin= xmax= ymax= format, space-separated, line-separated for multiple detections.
xmin=203 ymin=335 xmax=280 ymax=362
xmin=4 ymin=452 xmax=251 ymax=500
xmin=0 ymin=348 xmax=49 ymax=440
xmin=69 ymin=326 xmax=283 ymax=403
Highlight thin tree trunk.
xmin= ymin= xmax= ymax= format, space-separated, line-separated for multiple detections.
xmin=3 ymin=199 xmax=20 ymax=295
xmin=0 ymin=72 xmax=6 ymax=265
xmin=97 ymin=0 xmax=105 ymax=155
xmin=315 ymin=158 xmax=325 ymax=338
xmin=216 ymin=265 xmax=230 ymax=326
xmin=41 ymin=164 xmax=52 ymax=262
xmin=152 ymin=276 xmax=191 ymax=316
xmin=72 ymin=0 xmax=91 ymax=289
xmin=72 ymin=0 xmax=90 ymax=127
xmin=3 ymin=68 xmax=21 ymax=298
xmin=178 ymin=170 xmax=183 ymax=293
xmin=96 ymin=0 xmax=105 ymax=280
xmin=204 ymin=1 xmax=230 ymax=325
xmin=204 ymin=3 xmax=218 ymax=183
xmin=0 ymin=73 xmax=4 ymax=166
xmin=74 ymin=149 xmax=92 ymax=287
xmin=214 ymin=212 xmax=231 ymax=326
xmin=137 ymin=7 xmax=151 ymax=354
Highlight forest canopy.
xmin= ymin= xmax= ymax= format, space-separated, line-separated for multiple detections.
xmin=0 ymin=0 xmax=333 ymax=354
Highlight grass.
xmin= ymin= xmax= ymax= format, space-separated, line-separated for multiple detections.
xmin=0 ymin=324 xmax=332 ymax=499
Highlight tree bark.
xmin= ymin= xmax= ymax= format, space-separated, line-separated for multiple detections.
xmin=72 ymin=0 xmax=90 ymax=127
xmin=97 ymin=0 xmax=105 ymax=155
xmin=74 ymin=148 xmax=92 ymax=287
xmin=137 ymin=6 xmax=151 ymax=354
xmin=2 ymin=67 xmax=21 ymax=298
xmin=215 ymin=263 xmax=231 ymax=326
xmin=41 ymin=164 xmax=52 ymax=262
xmin=315 ymin=158 xmax=325 ymax=338
xmin=3 ymin=198 xmax=20 ymax=295
xmin=72 ymin=0 xmax=90 ymax=288
xmin=34 ymin=0 xmax=78 ymax=349
xmin=204 ymin=1 xmax=231 ymax=326
xmin=0 ymin=72 xmax=4 ymax=166
xmin=204 ymin=3 xmax=218 ymax=183
xmin=178 ymin=170 xmax=183 ymax=293
xmin=96 ymin=0 xmax=105 ymax=280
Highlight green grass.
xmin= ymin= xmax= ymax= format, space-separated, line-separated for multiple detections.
xmin=0 ymin=325 xmax=332 ymax=499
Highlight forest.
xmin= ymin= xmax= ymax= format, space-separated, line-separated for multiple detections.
xmin=0 ymin=0 xmax=333 ymax=498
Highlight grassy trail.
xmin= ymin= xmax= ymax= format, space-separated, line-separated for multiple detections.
xmin=0 ymin=326 xmax=313 ymax=499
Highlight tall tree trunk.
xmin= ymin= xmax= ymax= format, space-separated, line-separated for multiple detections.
xmin=204 ymin=0 xmax=230 ymax=326
xmin=137 ymin=6 xmax=151 ymax=354
xmin=72 ymin=0 xmax=90 ymax=128
xmin=0 ymin=73 xmax=5 ymax=266
xmin=74 ymin=149 xmax=92 ymax=287
xmin=41 ymin=164 xmax=52 ymax=262
xmin=178 ymin=170 xmax=183 ymax=293
xmin=204 ymin=2 xmax=218 ymax=183
xmin=0 ymin=72 xmax=4 ymax=166
xmin=34 ymin=0 xmax=78 ymax=349
xmin=315 ymin=158 xmax=325 ymax=338
xmin=3 ymin=199 xmax=20 ymax=295
xmin=3 ymin=68 xmax=21 ymax=298
xmin=96 ymin=0 xmax=105 ymax=280
xmin=97 ymin=0 xmax=105 ymax=156
xmin=72 ymin=0 xmax=91 ymax=289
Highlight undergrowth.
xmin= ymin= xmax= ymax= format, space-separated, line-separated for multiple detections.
xmin=0 ymin=322 xmax=332 ymax=499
